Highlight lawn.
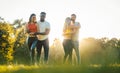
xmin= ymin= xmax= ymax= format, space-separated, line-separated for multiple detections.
xmin=0 ymin=64 xmax=120 ymax=73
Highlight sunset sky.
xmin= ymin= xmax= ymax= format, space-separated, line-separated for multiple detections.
xmin=0 ymin=0 xmax=120 ymax=43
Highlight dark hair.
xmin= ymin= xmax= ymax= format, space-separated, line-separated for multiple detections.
xmin=71 ymin=14 xmax=76 ymax=17
xmin=41 ymin=12 xmax=46 ymax=14
xmin=28 ymin=13 xmax=36 ymax=23
xmin=40 ymin=12 xmax=46 ymax=16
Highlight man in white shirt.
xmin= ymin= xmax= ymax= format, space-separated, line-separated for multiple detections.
xmin=36 ymin=12 xmax=50 ymax=64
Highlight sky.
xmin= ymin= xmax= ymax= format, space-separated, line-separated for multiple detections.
xmin=0 ymin=0 xmax=120 ymax=43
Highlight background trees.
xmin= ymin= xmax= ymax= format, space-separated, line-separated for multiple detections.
xmin=80 ymin=37 xmax=120 ymax=65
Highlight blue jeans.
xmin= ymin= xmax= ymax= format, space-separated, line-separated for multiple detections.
xmin=72 ymin=41 xmax=80 ymax=64
xmin=31 ymin=39 xmax=38 ymax=50
xmin=36 ymin=38 xmax=49 ymax=63
xmin=27 ymin=37 xmax=38 ymax=64
xmin=63 ymin=39 xmax=73 ymax=63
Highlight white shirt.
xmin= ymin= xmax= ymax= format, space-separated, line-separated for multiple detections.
xmin=37 ymin=21 xmax=50 ymax=40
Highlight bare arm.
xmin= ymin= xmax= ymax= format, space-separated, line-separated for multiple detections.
xmin=68 ymin=22 xmax=80 ymax=29
xmin=36 ymin=23 xmax=40 ymax=32
xmin=74 ymin=22 xmax=81 ymax=29
xmin=45 ymin=28 xmax=50 ymax=35
xmin=34 ymin=29 xmax=50 ymax=35
xmin=62 ymin=23 xmax=74 ymax=35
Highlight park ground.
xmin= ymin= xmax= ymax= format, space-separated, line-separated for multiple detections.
xmin=0 ymin=64 xmax=120 ymax=73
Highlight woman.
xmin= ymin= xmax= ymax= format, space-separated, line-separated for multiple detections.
xmin=24 ymin=13 xmax=38 ymax=65
xmin=63 ymin=17 xmax=73 ymax=64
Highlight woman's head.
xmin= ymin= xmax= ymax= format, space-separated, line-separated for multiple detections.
xmin=65 ymin=17 xmax=71 ymax=25
xmin=29 ymin=13 xmax=36 ymax=23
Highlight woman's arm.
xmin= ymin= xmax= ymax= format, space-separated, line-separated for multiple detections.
xmin=36 ymin=23 xmax=40 ymax=33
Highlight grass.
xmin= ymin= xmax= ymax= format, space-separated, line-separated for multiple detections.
xmin=0 ymin=64 xmax=120 ymax=73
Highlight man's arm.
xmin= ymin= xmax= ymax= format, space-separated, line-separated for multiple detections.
xmin=68 ymin=22 xmax=80 ymax=29
xmin=35 ymin=28 xmax=50 ymax=35
xmin=63 ymin=29 xmax=74 ymax=35
xmin=74 ymin=22 xmax=81 ymax=29
xmin=45 ymin=28 xmax=50 ymax=35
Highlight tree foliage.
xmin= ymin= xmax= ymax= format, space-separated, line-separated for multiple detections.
xmin=80 ymin=37 xmax=120 ymax=64
xmin=0 ymin=22 xmax=15 ymax=64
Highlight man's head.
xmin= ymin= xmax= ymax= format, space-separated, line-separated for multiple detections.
xmin=71 ymin=14 xmax=76 ymax=21
xmin=40 ymin=12 xmax=46 ymax=22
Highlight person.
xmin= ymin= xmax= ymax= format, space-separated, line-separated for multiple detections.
xmin=36 ymin=12 xmax=50 ymax=64
xmin=24 ymin=13 xmax=38 ymax=65
xmin=62 ymin=17 xmax=73 ymax=64
xmin=71 ymin=14 xmax=81 ymax=64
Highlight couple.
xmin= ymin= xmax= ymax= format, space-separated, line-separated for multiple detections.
xmin=24 ymin=12 xmax=50 ymax=65
xmin=63 ymin=14 xmax=81 ymax=64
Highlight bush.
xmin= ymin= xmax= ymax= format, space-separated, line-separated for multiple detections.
xmin=0 ymin=22 xmax=15 ymax=64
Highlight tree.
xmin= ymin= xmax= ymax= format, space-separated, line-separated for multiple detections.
xmin=13 ymin=19 xmax=26 ymax=29
xmin=0 ymin=22 xmax=15 ymax=64
xmin=12 ymin=19 xmax=29 ymax=64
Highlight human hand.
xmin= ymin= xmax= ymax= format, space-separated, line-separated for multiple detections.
xmin=29 ymin=32 xmax=35 ymax=35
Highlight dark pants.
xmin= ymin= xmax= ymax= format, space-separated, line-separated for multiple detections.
xmin=63 ymin=39 xmax=73 ymax=63
xmin=36 ymin=38 xmax=49 ymax=63
xmin=27 ymin=37 xmax=37 ymax=64
xmin=72 ymin=41 xmax=80 ymax=64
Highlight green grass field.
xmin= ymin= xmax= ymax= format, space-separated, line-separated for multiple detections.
xmin=0 ymin=64 xmax=120 ymax=73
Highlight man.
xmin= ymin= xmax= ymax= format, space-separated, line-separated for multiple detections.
xmin=70 ymin=14 xmax=81 ymax=64
xmin=36 ymin=12 xmax=50 ymax=64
